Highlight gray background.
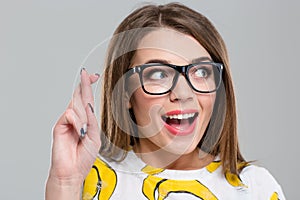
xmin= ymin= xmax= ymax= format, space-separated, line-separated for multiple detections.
xmin=0 ymin=0 xmax=298 ymax=199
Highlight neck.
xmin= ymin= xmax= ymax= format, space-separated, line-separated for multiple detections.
xmin=133 ymin=143 xmax=214 ymax=170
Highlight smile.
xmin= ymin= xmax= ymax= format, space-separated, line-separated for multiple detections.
xmin=161 ymin=110 xmax=199 ymax=136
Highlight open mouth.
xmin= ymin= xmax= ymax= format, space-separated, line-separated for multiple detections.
xmin=161 ymin=112 xmax=199 ymax=136
xmin=162 ymin=112 xmax=199 ymax=125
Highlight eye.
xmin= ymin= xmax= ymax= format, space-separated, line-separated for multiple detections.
xmin=149 ymin=70 xmax=167 ymax=80
xmin=194 ymin=68 xmax=208 ymax=78
xmin=143 ymin=67 xmax=170 ymax=81
xmin=143 ymin=65 xmax=174 ymax=83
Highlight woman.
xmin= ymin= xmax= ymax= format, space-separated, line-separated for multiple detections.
xmin=46 ymin=3 xmax=285 ymax=199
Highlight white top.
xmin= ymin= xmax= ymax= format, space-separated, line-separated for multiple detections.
xmin=82 ymin=151 xmax=285 ymax=200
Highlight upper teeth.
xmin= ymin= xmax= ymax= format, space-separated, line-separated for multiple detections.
xmin=166 ymin=113 xmax=195 ymax=120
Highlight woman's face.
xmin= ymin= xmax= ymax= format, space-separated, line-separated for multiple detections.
xmin=127 ymin=29 xmax=216 ymax=156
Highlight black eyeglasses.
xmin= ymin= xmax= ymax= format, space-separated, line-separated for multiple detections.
xmin=125 ymin=62 xmax=223 ymax=95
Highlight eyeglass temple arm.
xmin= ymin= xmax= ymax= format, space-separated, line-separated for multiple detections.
xmin=125 ymin=67 xmax=140 ymax=78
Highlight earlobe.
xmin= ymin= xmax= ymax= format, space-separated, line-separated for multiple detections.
xmin=127 ymin=100 xmax=132 ymax=109
xmin=125 ymin=92 xmax=132 ymax=109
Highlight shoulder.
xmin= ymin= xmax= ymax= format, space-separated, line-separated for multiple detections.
xmin=240 ymin=164 xmax=278 ymax=186
xmin=239 ymin=164 xmax=286 ymax=199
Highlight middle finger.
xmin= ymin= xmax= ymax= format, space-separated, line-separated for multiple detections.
xmin=80 ymin=68 xmax=95 ymax=108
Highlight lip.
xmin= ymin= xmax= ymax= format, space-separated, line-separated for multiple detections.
xmin=162 ymin=109 xmax=199 ymax=136
xmin=164 ymin=109 xmax=198 ymax=116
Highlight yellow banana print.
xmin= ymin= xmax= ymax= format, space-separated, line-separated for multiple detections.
xmin=142 ymin=175 xmax=217 ymax=200
xmin=142 ymin=164 xmax=217 ymax=200
xmin=206 ymin=161 xmax=222 ymax=173
xmin=82 ymin=157 xmax=117 ymax=200
xmin=142 ymin=165 xmax=165 ymax=175
xmin=83 ymin=157 xmax=272 ymax=199
xmin=206 ymin=160 xmax=248 ymax=188
xmin=270 ymin=192 xmax=279 ymax=200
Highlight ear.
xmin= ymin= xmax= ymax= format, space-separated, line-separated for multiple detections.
xmin=127 ymin=100 xmax=132 ymax=109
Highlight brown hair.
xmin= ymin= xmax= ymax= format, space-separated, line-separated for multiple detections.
xmin=100 ymin=3 xmax=246 ymax=175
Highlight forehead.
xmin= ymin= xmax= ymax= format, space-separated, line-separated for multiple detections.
xmin=134 ymin=28 xmax=211 ymax=64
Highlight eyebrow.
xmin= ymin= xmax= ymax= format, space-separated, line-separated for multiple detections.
xmin=143 ymin=57 xmax=212 ymax=65
xmin=144 ymin=59 xmax=170 ymax=64
xmin=191 ymin=56 xmax=212 ymax=63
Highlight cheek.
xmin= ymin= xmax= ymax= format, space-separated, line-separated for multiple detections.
xmin=130 ymin=90 xmax=166 ymax=137
xmin=198 ymin=93 xmax=216 ymax=110
xmin=197 ymin=93 xmax=216 ymax=122
xmin=130 ymin=89 xmax=154 ymax=125
xmin=130 ymin=88 xmax=166 ymax=129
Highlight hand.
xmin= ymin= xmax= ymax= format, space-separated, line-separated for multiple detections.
xmin=46 ymin=68 xmax=101 ymax=199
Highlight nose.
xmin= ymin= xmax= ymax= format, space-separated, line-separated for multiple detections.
xmin=169 ymin=74 xmax=194 ymax=102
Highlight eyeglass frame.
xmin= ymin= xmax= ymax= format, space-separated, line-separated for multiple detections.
xmin=125 ymin=62 xmax=224 ymax=95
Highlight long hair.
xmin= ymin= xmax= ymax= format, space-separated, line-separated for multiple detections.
xmin=100 ymin=3 xmax=245 ymax=175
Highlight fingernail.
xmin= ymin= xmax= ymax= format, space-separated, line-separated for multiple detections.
xmin=80 ymin=123 xmax=87 ymax=137
xmin=94 ymin=73 xmax=100 ymax=77
xmin=83 ymin=123 xmax=87 ymax=133
xmin=88 ymin=103 xmax=94 ymax=113
xmin=80 ymin=127 xmax=86 ymax=138
xmin=80 ymin=67 xmax=86 ymax=75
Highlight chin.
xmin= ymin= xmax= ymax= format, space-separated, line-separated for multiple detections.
xmin=159 ymin=140 xmax=199 ymax=156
